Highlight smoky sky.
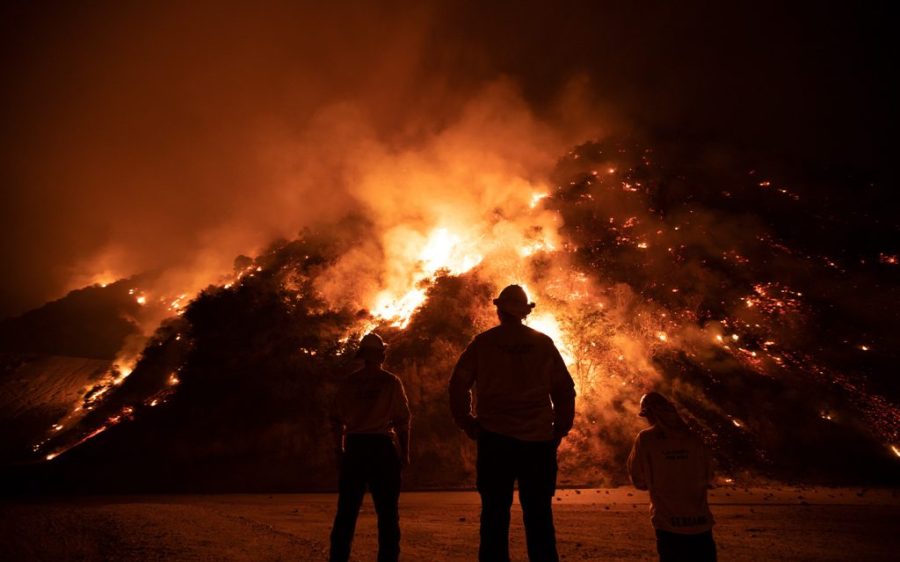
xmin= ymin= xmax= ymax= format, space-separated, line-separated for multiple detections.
xmin=1 ymin=1 xmax=894 ymax=319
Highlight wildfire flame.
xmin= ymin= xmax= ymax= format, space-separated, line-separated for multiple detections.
xmin=372 ymin=227 xmax=484 ymax=328
xmin=32 ymin=137 xmax=899 ymax=482
xmin=526 ymin=311 xmax=572 ymax=365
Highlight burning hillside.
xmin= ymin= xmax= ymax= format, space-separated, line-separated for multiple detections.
xmin=4 ymin=136 xmax=897 ymax=493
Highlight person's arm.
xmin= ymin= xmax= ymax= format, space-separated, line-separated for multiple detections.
xmin=330 ymin=415 xmax=344 ymax=465
xmin=397 ymin=428 xmax=410 ymax=468
xmin=704 ymin=440 xmax=716 ymax=489
xmin=549 ymin=344 xmax=576 ymax=440
xmin=627 ymin=434 xmax=649 ymax=490
xmin=330 ymin=385 xmax=345 ymax=464
xmin=394 ymin=379 xmax=412 ymax=468
xmin=448 ymin=340 xmax=480 ymax=440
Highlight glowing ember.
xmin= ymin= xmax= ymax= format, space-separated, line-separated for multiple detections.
xmin=519 ymin=239 xmax=555 ymax=257
xmin=112 ymin=363 xmax=134 ymax=385
xmin=168 ymin=294 xmax=188 ymax=312
xmin=88 ymin=271 xmax=118 ymax=288
xmin=529 ymin=192 xmax=549 ymax=208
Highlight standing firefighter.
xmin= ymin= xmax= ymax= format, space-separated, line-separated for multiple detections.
xmin=329 ymin=333 xmax=411 ymax=562
xmin=449 ymin=284 xmax=576 ymax=562
xmin=627 ymin=391 xmax=717 ymax=562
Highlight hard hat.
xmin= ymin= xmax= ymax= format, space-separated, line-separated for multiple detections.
xmin=355 ymin=333 xmax=386 ymax=358
xmin=639 ymin=391 xmax=676 ymax=417
xmin=638 ymin=391 xmax=691 ymax=433
xmin=492 ymin=284 xmax=536 ymax=319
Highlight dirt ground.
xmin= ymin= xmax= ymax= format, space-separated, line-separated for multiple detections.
xmin=2 ymin=487 xmax=898 ymax=561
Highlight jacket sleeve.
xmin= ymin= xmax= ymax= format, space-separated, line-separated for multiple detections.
xmin=393 ymin=377 xmax=412 ymax=432
xmin=448 ymin=339 xmax=478 ymax=430
xmin=704 ymin=440 xmax=715 ymax=488
xmin=627 ymin=434 xmax=649 ymax=490
xmin=329 ymin=385 xmax=345 ymax=449
xmin=548 ymin=343 xmax=576 ymax=437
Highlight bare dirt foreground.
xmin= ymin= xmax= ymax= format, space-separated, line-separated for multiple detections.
xmin=2 ymin=487 xmax=898 ymax=561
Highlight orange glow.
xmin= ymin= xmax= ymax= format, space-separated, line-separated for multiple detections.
xmin=112 ymin=363 xmax=134 ymax=385
xmin=89 ymin=271 xmax=118 ymax=287
xmin=527 ymin=311 xmax=573 ymax=365
xmin=529 ymin=192 xmax=549 ymax=208
xmin=372 ymin=227 xmax=484 ymax=328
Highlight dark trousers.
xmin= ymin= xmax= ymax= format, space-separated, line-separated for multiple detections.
xmin=329 ymin=434 xmax=401 ymax=562
xmin=477 ymin=430 xmax=559 ymax=562
xmin=655 ymin=529 xmax=717 ymax=562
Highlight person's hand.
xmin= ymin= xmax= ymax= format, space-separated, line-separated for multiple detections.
xmin=552 ymin=429 xmax=568 ymax=447
xmin=463 ymin=418 xmax=481 ymax=441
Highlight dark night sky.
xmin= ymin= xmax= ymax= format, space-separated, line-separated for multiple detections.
xmin=0 ymin=1 xmax=895 ymax=318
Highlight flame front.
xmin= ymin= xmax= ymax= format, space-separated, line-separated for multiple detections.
xmin=372 ymin=227 xmax=484 ymax=328
xmin=33 ymin=135 xmax=899 ymax=482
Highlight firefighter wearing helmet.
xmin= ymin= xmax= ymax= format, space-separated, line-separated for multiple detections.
xmin=329 ymin=333 xmax=411 ymax=562
xmin=449 ymin=284 xmax=576 ymax=562
xmin=628 ymin=391 xmax=717 ymax=561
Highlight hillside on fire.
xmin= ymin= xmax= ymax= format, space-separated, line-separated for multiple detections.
xmin=2 ymin=139 xmax=897 ymax=493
